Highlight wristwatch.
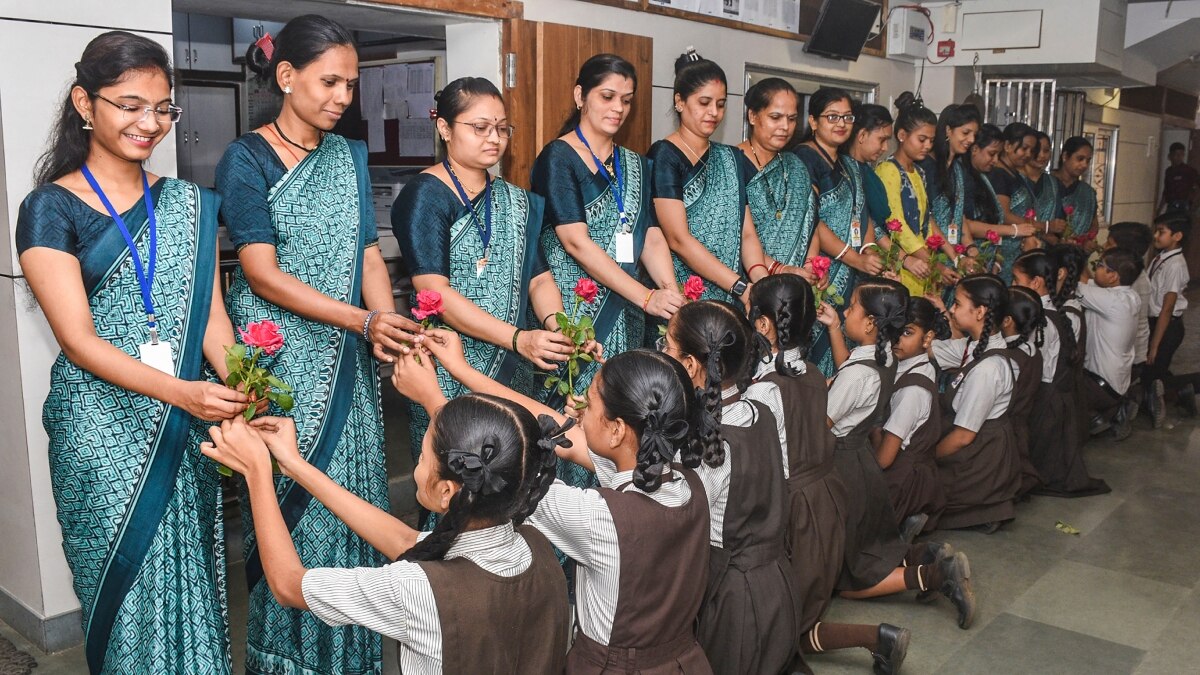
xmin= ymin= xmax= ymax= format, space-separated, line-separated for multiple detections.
xmin=729 ymin=278 xmax=749 ymax=297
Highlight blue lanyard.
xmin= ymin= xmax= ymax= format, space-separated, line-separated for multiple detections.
xmin=574 ymin=126 xmax=628 ymax=232
xmin=442 ymin=159 xmax=492 ymax=254
xmin=80 ymin=164 xmax=159 ymax=334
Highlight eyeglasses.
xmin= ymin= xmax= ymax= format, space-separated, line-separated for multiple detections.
xmin=1090 ymin=259 xmax=1115 ymax=273
xmin=820 ymin=113 xmax=856 ymax=126
xmin=655 ymin=336 xmax=669 ymax=353
xmin=455 ymin=121 xmax=515 ymax=138
xmin=92 ymin=93 xmax=183 ymax=124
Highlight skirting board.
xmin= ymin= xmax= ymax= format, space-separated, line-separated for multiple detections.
xmin=0 ymin=586 xmax=81 ymax=653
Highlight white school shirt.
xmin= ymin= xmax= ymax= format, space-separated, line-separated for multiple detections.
xmin=1078 ymin=280 xmax=1139 ymax=395
xmin=1006 ymin=334 xmax=1037 ymax=358
xmin=827 ymin=345 xmax=892 ymax=437
xmin=883 ymin=355 xmax=936 ymax=450
xmin=302 ymin=523 xmax=533 ymax=675
xmin=1064 ymin=297 xmax=1084 ymax=342
xmin=1132 ymin=271 xmax=1152 ymax=363
xmin=1148 ymin=249 xmax=1189 ymax=317
xmin=527 ymin=453 xmax=699 ymax=645
xmin=1039 ymin=294 xmax=1063 ymax=382
xmin=692 ymin=384 xmax=789 ymax=548
xmin=932 ymin=333 xmax=1015 ymax=432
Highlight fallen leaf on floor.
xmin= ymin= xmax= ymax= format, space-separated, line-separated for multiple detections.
xmin=1055 ymin=520 xmax=1081 ymax=535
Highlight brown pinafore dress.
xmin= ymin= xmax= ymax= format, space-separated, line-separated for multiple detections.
xmin=1005 ymin=342 xmax=1044 ymax=496
xmin=937 ymin=348 xmax=1021 ymax=529
xmin=567 ymin=467 xmax=713 ymax=675
xmin=883 ymin=365 xmax=947 ymax=530
xmin=1028 ymin=309 xmax=1109 ymax=497
xmin=697 ymin=399 xmax=797 ymax=675
xmin=830 ymin=360 xmax=908 ymax=591
xmin=761 ymin=366 xmax=849 ymax=635
xmin=417 ymin=524 xmax=570 ymax=674
xmin=1064 ymin=304 xmax=1093 ymax=446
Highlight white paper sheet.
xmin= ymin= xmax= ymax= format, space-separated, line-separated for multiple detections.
xmin=398 ymin=118 xmax=434 ymax=157
xmin=367 ymin=116 xmax=386 ymax=153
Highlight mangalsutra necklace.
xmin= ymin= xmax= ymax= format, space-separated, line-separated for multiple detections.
xmin=272 ymin=120 xmax=322 ymax=153
xmin=750 ymin=141 xmax=787 ymax=219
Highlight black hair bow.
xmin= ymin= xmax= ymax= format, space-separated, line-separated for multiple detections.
xmin=447 ymin=443 xmax=508 ymax=496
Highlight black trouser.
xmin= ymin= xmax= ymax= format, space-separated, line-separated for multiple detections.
xmin=1145 ymin=315 xmax=1184 ymax=384
xmin=1083 ymin=370 xmax=1123 ymax=421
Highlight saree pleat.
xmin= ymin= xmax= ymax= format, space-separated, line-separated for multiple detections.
xmin=748 ymin=152 xmax=816 ymax=267
xmin=671 ymin=143 xmax=747 ymax=302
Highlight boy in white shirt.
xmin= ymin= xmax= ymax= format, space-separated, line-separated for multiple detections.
xmin=1078 ymin=247 xmax=1143 ymax=440
xmin=1145 ymin=213 xmax=1196 ymax=426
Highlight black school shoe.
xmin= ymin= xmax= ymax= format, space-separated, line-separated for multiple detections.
xmin=939 ymin=552 xmax=977 ymax=629
xmin=1113 ymin=398 xmax=1138 ymax=441
xmin=915 ymin=543 xmax=954 ymax=603
xmin=872 ymin=624 xmax=910 ymax=675
xmin=899 ymin=513 xmax=929 ymax=544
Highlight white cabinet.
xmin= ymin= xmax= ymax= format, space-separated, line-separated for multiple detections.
xmin=173 ymin=12 xmax=240 ymax=73
xmin=176 ymin=84 xmax=239 ymax=188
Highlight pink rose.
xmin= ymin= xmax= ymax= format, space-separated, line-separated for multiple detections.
xmin=412 ymin=289 xmax=445 ymax=321
xmin=574 ymin=278 xmax=599 ymax=304
xmin=1063 ymin=205 xmax=1076 ymax=217
xmin=1024 ymin=209 xmax=1036 ymax=219
xmin=954 ymin=243 xmax=968 ymax=255
xmin=886 ymin=219 xmax=903 ymax=233
xmin=683 ymin=275 xmax=705 ymax=301
xmin=986 ymin=230 xmax=1001 ymax=245
xmin=925 ymin=234 xmax=945 ymax=250
xmin=239 ymin=320 xmax=284 ymax=356
xmin=810 ymin=255 xmax=832 ymax=281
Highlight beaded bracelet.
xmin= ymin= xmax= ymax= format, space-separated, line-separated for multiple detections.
xmin=362 ymin=309 xmax=380 ymax=343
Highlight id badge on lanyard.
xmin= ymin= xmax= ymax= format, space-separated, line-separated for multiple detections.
xmin=576 ymin=127 xmax=634 ymax=263
xmin=80 ymin=165 xmax=174 ymax=375
xmin=947 ymin=225 xmax=960 ymax=245
xmin=850 ymin=221 xmax=863 ymax=248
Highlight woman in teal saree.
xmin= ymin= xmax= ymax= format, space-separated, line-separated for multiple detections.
xmin=216 ymin=16 xmax=419 ymax=675
xmin=17 ymin=33 xmax=248 ymax=674
xmin=393 ymin=77 xmax=574 ymax=470
xmin=986 ymin=123 xmax=1044 ymax=281
xmin=1053 ymin=137 xmax=1100 ymax=243
xmin=531 ymin=53 xmax=684 ymax=489
xmin=1024 ymin=133 xmax=1066 ymax=230
xmin=651 ymin=49 xmax=772 ymax=304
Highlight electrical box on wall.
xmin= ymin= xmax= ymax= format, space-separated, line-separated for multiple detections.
xmin=887 ymin=8 xmax=929 ymax=60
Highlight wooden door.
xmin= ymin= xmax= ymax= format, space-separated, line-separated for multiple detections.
xmin=501 ymin=20 xmax=653 ymax=189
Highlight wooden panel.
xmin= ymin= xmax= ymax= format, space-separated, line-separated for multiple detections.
xmin=501 ymin=18 xmax=538 ymax=188
xmin=366 ymin=0 xmax=521 ymax=19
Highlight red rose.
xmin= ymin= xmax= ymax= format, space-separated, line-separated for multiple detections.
xmin=986 ymin=230 xmax=1001 ymax=245
xmin=1024 ymin=209 xmax=1036 ymax=219
xmin=412 ymin=289 xmax=445 ymax=321
xmin=954 ymin=243 xmax=968 ymax=255
xmin=810 ymin=255 xmax=832 ymax=280
xmin=239 ymin=320 xmax=284 ymax=356
xmin=1063 ymin=205 xmax=1076 ymax=217
xmin=886 ymin=219 xmax=903 ymax=233
xmin=925 ymin=234 xmax=945 ymax=250
xmin=683 ymin=275 xmax=705 ymax=301
xmin=574 ymin=278 xmax=599 ymax=304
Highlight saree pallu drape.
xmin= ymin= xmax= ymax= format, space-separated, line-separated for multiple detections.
xmin=672 ymin=143 xmax=747 ymax=302
xmin=748 ymin=152 xmax=816 ymax=267
xmin=1032 ymin=173 xmax=1063 ymax=223
xmin=541 ymin=146 xmax=651 ymax=488
xmin=810 ymin=156 xmax=866 ymax=377
xmin=930 ymin=160 xmax=965 ymax=246
xmin=225 ymin=135 xmax=387 ymax=675
xmin=1062 ymin=180 xmax=1098 ymax=239
xmin=44 ymin=179 xmax=229 ymax=674
xmin=407 ymin=181 xmax=545 ymax=461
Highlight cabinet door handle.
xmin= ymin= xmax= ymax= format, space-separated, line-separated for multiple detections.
xmin=194 ymin=131 xmax=200 ymax=145
xmin=192 ymin=48 xmax=198 ymax=64
xmin=182 ymin=130 xmax=189 ymax=143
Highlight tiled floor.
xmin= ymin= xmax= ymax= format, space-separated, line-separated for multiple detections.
xmin=5 ymin=296 xmax=1200 ymax=674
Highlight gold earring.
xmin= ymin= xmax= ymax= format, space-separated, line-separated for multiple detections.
xmin=82 ymin=116 xmax=93 ymax=131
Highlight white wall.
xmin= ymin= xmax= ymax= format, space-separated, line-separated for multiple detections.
xmin=0 ymin=1 xmax=175 ymax=645
xmin=444 ymin=21 xmax=502 ymax=88
xmin=520 ymin=0 xmax=936 ymax=145
xmin=1099 ymin=105 xmax=1163 ymax=225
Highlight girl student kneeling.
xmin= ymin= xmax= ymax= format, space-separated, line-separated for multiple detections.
xmin=875 ymin=297 xmax=950 ymax=531
xmin=929 ymin=275 xmax=1023 ymax=532
xmin=1011 ymin=251 xmax=1110 ymax=497
xmin=415 ymin=334 xmax=717 ymax=674
xmin=818 ymin=278 xmax=976 ymax=630
xmin=749 ymin=275 xmax=911 ymax=675
xmin=199 ymin=402 xmax=570 ymax=675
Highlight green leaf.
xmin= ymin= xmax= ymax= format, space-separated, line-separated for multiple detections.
xmin=268 ymin=391 xmax=295 ymax=411
xmin=572 ymin=399 xmax=589 ymax=411
xmin=243 ymin=406 xmax=255 ymax=422
xmin=555 ymin=313 xmax=570 ymax=332
xmin=557 ymin=380 xmax=570 ymax=396
xmin=578 ymin=315 xmax=593 ymax=330
xmin=568 ymin=359 xmax=579 ymax=376
xmin=216 ymin=463 xmax=233 ymax=477
xmin=579 ymin=353 xmax=593 ymax=363
xmin=265 ymin=375 xmax=287 ymax=390
xmin=657 ymin=324 xmax=668 ymax=336
xmin=1055 ymin=520 xmax=1081 ymax=535
xmin=573 ymin=330 xmax=587 ymax=346
xmin=225 ymin=371 xmax=243 ymax=389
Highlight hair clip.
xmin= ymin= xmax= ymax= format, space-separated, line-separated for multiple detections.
xmin=685 ymin=46 xmax=701 ymax=62
xmin=429 ymin=108 xmax=438 ymax=120
xmin=255 ymin=33 xmax=275 ymax=62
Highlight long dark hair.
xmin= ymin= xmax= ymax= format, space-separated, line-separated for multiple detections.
xmin=801 ymin=86 xmax=852 ymax=143
xmin=906 ymin=296 xmax=952 ymax=340
xmin=1007 ymin=286 xmax=1046 ymax=349
xmin=854 ymin=278 xmax=910 ymax=366
xmin=669 ymin=300 xmax=764 ymax=468
xmin=672 ymin=48 xmax=726 ymax=119
xmin=1048 ymin=244 xmax=1087 ymax=308
xmin=957 ymin=274 xmax=1010 ymax=359
xmin=595 ymin=350 xmax=703 ymax=491
xmin=748 ymin=273 xmax=816 ymax=375
xmin=557 ymin=53 xmax=637 ymax=137
xmin=35 ymin=31 xmax=173 ymax=186
xmin=966 ymin=123 xmax=1003 ymax=223
xmin=434 ymin=77 xmax=503 ymax=151
xmin=933 ymin=103 xmax=982 ymax=197
xmin=245 ymin=14 xmax=354 ymax=91
xmin=1057 ymin=136 xmax=1093 ymax=170
xmin=1014 ymin=250 xmax=1081 ymax=366
xmin=401 ymin=394 xmax=565 ymax=562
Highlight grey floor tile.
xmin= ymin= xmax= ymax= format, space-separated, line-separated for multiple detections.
xmin=937 ymin=613 xmax=1143 ymax=675
xmin=1133 ymin=586 xmax=1200 ymax=674
xmin=1007 ymin=559 xmax=1187 ymax=649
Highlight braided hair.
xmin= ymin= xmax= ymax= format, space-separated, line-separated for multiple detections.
xmin=1007 ymin=286 xmax=1047 ymax=349
xmin=668 ymin=301 xmax=761 ymax=468
xmin=1013 ymin=250 xmax=1079 ymax=366
xmin=854 ymin=278 xmax=910 ymax=366
xmin=957 ymin=274 xmax=1010 ymax=359
xmin=594 ymin=350 xmax=702 ymax=491
xmin=1048 ymin=244 xmax=1087 ymax=310
xmin=401 ymin=394 xmax=566 ymax=562
xmin=748 ymin=274 xmax=817 ymax=376
xmin=906 ymin=296 xmax=952 ymax=340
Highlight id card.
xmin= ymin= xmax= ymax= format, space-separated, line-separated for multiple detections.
xmin=615 ymin=231 xmax=635 ymax=264
xmin=947 ymin=225 xmax=960 ymax=245
xmin=850 ymin=221 xmax=862 ymax=249
xmin=139 ymin=340 xmax=175 ymax=375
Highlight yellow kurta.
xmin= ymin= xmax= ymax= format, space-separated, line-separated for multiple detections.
xmin=876 ymin=160 xmax=930 ymax=296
